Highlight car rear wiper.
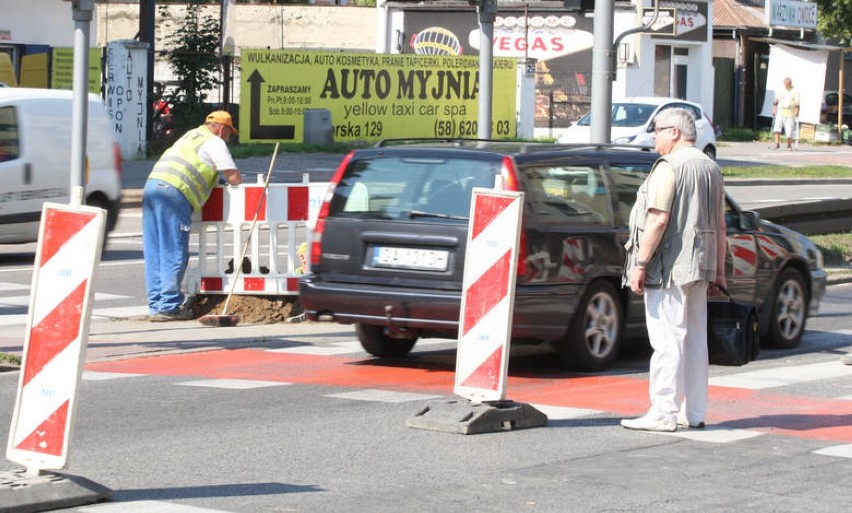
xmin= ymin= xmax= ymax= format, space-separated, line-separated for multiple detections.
xmin=408 ymin=209 xmax=469 ymax=221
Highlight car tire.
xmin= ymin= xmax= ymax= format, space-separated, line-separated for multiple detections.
xmin=703 ymin=145 xmax=716 ymax=160
xmin=762 ymin=268 xmax=808 ymax=349
xmin=356 ymin=324 xmax=418 ymax=357
xmin=557 ymin=280 xmax=623 ymax=370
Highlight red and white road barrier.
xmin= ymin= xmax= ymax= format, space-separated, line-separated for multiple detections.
xmin=186 ymin=176 xmax=329 ymax=295
xmin=454 ymin=187 xmax=524 ymax=403
xmin=7 ymin=203 xmax=105 ymax=473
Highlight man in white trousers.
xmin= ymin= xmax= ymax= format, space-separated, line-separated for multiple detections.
xmin=621 ymin=108 xmax=728 ymax=432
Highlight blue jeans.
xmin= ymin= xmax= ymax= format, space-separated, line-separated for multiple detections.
xmin=143 ymin=179 xmax=192 ymax=314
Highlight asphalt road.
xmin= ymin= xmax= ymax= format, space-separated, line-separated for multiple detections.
xmin=1 ymin=281 xmax=851 ymax=512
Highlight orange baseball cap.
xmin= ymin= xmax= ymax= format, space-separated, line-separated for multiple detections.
xmin=206 ymin=110 xmax=238 ymax=134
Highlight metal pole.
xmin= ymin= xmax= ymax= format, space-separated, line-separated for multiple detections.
xmin=140 ymin=0 xmax=155 ymax=143
xmin=590 ymin=0 xmax=614 ymax=144
xmin=477 ymin=0 xmax=496 ymax=140
xmin=70 ymin=0 xmax=94 ymax=205
xmin=838 ymin=50 xmax=846 ymax=139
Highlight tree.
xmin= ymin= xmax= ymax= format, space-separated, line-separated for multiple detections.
xmin=158 ymin=0 xmax=222 ymax=133
xmin=816 ymin=0 xmax=852 ymax=45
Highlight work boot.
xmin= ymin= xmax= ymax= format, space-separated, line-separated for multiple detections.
xmin=150 ymin=307 xmax=194 ymax=322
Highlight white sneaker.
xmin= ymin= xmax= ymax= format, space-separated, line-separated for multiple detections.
xmin=620 ymin=414 xmax=676 ymax=432
xmin=676 ymin=414 xmax=705 ymax=429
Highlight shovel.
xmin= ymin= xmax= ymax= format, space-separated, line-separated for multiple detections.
xmin=199 ymin=142 xmax=279 ymax=327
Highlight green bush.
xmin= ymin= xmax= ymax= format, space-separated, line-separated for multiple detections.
xmin=719 ymin=128 xmax=756 ymax=141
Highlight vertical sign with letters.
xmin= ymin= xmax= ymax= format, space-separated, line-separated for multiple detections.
xmin=105 ymin=40 xmax=148 ymax=160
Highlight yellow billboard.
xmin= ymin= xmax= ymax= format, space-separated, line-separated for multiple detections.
xmin=239 ymin=49 xmax=518 ymax=143
xmin=50 ymin=48 xmax=102 ymax=94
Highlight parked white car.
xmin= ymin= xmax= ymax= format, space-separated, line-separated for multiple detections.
xmin=559 ymin=97 xmax=718 ymax=160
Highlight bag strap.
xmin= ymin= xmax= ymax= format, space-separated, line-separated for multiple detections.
xmin=713 ymin=283 xmax=733 ymax=300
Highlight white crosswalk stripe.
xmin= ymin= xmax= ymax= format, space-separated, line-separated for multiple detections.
xmin=268 ymin=337 xmax=452 ymax=356
xmin=813 ymin=444 xmax=852 ymax=459
xmin=326 ymin=389 xmax=443 ymax=403
xmin=709 ymin=361 xmax=852 ymax=389
xmin=177 ymin=379 xmax=292 ymax=389
xmin=0 ymin=282 xmax=148 ymax=325
xmin=77 ymin=500 xmax=235 ymax=512
xmin=82 ymin=371 xmax=145 ymax=381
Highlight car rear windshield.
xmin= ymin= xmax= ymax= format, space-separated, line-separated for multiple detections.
xmin=327 ymin=155 xmax=501 ymax=221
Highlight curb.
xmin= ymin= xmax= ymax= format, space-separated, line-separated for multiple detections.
xmin=120 ymin=190 xmax=143 ymax=209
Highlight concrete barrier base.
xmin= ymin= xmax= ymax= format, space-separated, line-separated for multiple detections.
xmin=0 ymin=468 xmax=111 ymax=513
xmin=406 ymin=399 xmax=548 ymax=435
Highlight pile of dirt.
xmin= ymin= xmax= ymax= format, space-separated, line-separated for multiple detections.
xmin=190 ymin=295 xmax=303 ymax=324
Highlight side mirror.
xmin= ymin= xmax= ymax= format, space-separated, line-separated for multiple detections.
xmin=740 ymin=210 xmax=760 ymax=231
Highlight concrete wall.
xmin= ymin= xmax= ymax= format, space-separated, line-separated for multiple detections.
xmin=95 ymin=2 xmax=376 ymax=104
xmin=95 ymin=3 xmax=376 ymax=52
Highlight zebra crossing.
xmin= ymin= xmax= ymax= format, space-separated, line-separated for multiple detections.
xmin=0 ymin=280 xmax=149 ymax=326
xmin=80 ymin=339 xmax=852 ymax=460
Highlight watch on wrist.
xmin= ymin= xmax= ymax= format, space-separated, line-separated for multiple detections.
xmin=636 ymin=259 xmax=648 ymax=268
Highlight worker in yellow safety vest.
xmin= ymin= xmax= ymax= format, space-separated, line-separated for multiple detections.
xmin=143 ymin=111 xmax=242 ymax=321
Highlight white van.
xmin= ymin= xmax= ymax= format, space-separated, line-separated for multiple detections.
xmin=0 ymin=88 xmax=122 ymax=244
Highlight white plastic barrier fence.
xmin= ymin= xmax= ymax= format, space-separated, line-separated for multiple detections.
xmin=185 ymin=175 xmax=329 ymax=296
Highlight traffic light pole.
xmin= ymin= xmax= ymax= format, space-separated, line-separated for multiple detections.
xmin=70 ymin=0 xmax=93 ymax=203
xmin=589 ymin=0 xmax=614 ymax=144
xmin=476 ymin=0 xmax=497 ymax=140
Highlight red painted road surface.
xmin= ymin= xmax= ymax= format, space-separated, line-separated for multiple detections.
xmin=86 ymin=349 xmax=852 ymax=444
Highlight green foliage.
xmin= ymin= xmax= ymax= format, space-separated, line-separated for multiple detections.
xmin=158 ymin=0 xmax=222 ymax=106
xmin=721 ymin=165 xmax=852 ymax=178
xmin=0 ymin=352 xmax=21 ymax=366
xmin=718 ymin=128 xmax=756 ymax=141
xmin=816 ymin=0 xmax=852 ymax=45
xmin=810 ymin=232 xmax=852 ymax=266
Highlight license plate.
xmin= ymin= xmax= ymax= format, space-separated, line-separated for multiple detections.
xmin=372 ymin=246 xmax=449 ymax=271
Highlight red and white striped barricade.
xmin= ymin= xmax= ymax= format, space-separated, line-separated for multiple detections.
xmin=454 ymin=187 xmax=524 ymax=403
xmin=186 ymin=175 xmax=329 ymax=296
xmin=7 ymin=203 xmax=105 ymax=473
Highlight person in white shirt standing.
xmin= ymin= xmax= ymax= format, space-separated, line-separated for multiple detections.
xmin=621 ymin=108 xmax=728 ymax=432
xmin=772 ymin=77 xmax=800 ymax=151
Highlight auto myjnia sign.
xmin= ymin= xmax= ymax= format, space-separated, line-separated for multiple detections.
xmin=239 ymin=49 xmax=518 ymax=143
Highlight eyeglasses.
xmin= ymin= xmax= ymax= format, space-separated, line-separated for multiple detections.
xmin=653 ymin=125 xmax=676 ymax=134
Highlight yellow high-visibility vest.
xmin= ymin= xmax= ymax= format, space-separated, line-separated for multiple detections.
xmin=148 ymin=126 xmax=219 ymax=212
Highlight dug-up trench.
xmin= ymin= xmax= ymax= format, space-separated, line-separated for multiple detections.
xmin=190 ymin=295 xmax=304 ymax=324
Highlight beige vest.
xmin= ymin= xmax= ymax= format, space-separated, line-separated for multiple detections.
xmin=625 ymin=146 xmax=725 ymax=287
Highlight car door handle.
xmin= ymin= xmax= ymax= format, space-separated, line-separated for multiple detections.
xmin=23 ymin=162 xmax=32 ymax=184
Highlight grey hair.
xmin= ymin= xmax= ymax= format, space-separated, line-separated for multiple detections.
xmin=654 ymin=108 xmax=697 ymax=142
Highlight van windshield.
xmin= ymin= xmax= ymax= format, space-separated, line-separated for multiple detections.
xmin=328 ymin=156 xmax=500 ymax=221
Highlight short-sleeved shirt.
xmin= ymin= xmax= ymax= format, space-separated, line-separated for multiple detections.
xmin=777 ymin=88 xmax=800 ymax=118
xmin=198 ymin=135 xmax=237 ymax=172
xmin=647 ymin=160 xmax=676 ymax=213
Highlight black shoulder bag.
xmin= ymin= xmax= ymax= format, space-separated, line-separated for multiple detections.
xmin=707 ymin=286 xmax=760 ymax=366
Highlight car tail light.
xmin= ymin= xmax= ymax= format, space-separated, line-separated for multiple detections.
xmin=500 ymin=156 xmax=520 ymax=191
xmin=311 ymin=151 xmax=354 ymax=266
xmin=500 ymin=156 xmax=527 ymax=277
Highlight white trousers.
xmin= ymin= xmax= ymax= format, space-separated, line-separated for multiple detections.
xmin=644 ymin=281 xmax=709 ymax=423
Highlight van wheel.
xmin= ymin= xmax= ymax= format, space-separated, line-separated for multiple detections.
xmin=557 ymin=280 xmax=622 ymax=371
xmin=85 ymin=195 xmax=112 ymax=252
xmin=356 ymin=324 xmax=417 ymax=357
xmin=762 ymin=268 xmax=807 ymax=349
xmin=703 ymin=145 xmax=717 ymax=160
